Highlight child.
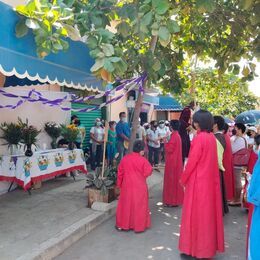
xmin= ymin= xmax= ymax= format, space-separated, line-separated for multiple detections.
xmin=116 ymin=140 xmax=153 ymax=233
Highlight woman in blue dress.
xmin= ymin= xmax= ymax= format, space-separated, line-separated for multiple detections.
xmin=248 ymin=134 xmax=260 ymax=260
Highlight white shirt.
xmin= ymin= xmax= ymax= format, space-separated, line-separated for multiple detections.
xmin=147 ymin=129 xmax=160 ymax=148
xmin=90 ymin=127 xmax=104 ymax=144
xmin=231 ymin=136 xmax=247 ymax=154
xmin=135 ymin=126 xmax=146 ymax=141
xmin=157 ymin=126 xmax=170 ymax=139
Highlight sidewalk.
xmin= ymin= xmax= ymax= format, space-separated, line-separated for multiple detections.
xmin=0 ymin=171 xmax=163 ymax=260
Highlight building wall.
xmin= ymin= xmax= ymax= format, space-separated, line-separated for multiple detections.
xmin=109 ymin=90 xmax=128 ymax=122
xmin=0 ymin=83 xmax=71 ymax=194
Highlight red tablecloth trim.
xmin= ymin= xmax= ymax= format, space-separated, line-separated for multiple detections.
xmin=0 ymin=165 xmax=87 ymax=191
xmin=0 ymin=176 xmax=15 ymax=182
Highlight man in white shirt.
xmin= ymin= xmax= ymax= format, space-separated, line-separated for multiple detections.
xmin=90 ymin=119 xmax=104 ymax=170
xmin=157 ymin=120 xmax=171 ymax=164
xmin=230 ymin=122 xmax=247 ymax=205
xmin=146 ymin=121 xmax=160 ymax=167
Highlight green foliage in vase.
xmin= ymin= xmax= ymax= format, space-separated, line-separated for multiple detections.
xmin=60 ymin=124 xmax=79 ymax=143
xmin=44 ymin=122 xmax=61 ymax=139
xmin=18 ymin=118 xmax=41 ymax=146
xmin=0 ymin=122 xmax=23 ymax=148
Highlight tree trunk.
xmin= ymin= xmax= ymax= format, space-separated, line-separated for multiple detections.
xmin=128 ymin=36 xmax=158 ymax=153
xmin=128 ymin=83 xmax=145 ymax=152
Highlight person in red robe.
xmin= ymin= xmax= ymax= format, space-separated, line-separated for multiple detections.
xmin=179 ymin=110 xmax=225 ymax=259
xmin=223 ymin=123 xmax=235 ymax=202
xmin=163 ymin=120 xmax=184 ymax=206
xmin=116 ymin=140 xmax=153 ymax=233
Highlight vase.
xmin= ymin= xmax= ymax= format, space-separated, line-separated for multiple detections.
xmin=68 ymin=142 xmax=74 ymax=150
xmin=25 ymin=144 xmax=33 ymax=157
xmin=9 ymin=145 xmax=17 ymax=156
xmin=51 ymin=139 xmax=57 ymax=149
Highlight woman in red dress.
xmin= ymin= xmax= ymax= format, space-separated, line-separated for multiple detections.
xmin=179 ymin=110 xmax=225 ymax=259
xmin=163 ymin=120 xmax=184 ymax=206
xmin=116 ymin=140 xmax=153 ymax=232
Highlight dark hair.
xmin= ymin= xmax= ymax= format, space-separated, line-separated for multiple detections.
xmin=58 ymin=139 xmax=69 ymax=146
xmin=213 ymin=116 xmax=225 ymax=131
xmin=223 ymin=123 xmax=229 ymax=134
xmin=150 ymin=120 xmax=158 ymax=126
xmin=170 ymin=120 xmax=180 ymax=131
xmin=74 ymin=119 xmax=81 ymax=126
xmin=193 ymin=110 xmax=214 ymax=132
xmin=109 ymin=121 xmax=116 ymax=127
xmin=71 ymin=115 xmax=78 ymax=122
xmin=133 ymin=140 xmax=145 ymax=153
xmin=235 ymin=123 xmax=246 ymax=134
xmin=255 ymin=134 xmax=260 ymax=146
xmin=119 ymin=112 xmax=126 ymax=118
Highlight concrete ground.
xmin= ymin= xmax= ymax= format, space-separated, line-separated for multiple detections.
xmin=0 ymin=171 xmax=163 ymax=260
xmin=0 ymin=175 xmax=91 ymax=260
xmin=56 ymin=183 xmax=248 ymax=260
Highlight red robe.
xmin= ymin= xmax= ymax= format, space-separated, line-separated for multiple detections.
xmin=179 ymin=132 xmax=225 ymax=259
xmin=163 ymin=131 xmax=184 ymax=206
xmin=223 ymin=133 xmax=235 ymax=201
xmin=245 ymin=150 xmax=258 ymax=257
xmin=116 ymin=152 xmax=153 ymax=232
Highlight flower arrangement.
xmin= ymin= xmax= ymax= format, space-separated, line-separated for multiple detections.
xmin=18 ymin=118 xmax=41 ymax=146
xmin=18 ymin=118 xmax=41 ymax=157
xmin=44 ymin=122 xmax=61 ymax=149
xmin=61 ymin=124 xmax=79 ymax=150
xmin=0 ymin=122 xmax=23 ymax=153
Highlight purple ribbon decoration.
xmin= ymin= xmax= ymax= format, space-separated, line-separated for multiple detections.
xmin=0 ymin=75 xmax=144 ymax=112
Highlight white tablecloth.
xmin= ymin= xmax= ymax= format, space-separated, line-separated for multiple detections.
xmin=0 ymin=149 xmax=87 ymax=190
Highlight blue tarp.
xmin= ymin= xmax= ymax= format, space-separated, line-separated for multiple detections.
xmin=154 ymin=95 xmax=182 ymax=111
xmin=0 ymin=1 xmax=103 ymax=91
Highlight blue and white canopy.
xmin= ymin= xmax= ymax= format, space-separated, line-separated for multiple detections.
xmin=0 ymin=2 xmax=103 ymax=92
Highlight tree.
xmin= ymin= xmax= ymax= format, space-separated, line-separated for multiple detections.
xmin=15 ymin=0 xmax=260 ymax=150
xmin=172 ymin=68 xmax=259 ymax=117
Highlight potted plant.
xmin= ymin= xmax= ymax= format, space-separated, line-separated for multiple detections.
xmin=0 ymin=122 xmax=23 ymax=155
xmin=19 ymin=118 xmax=41 ymax=157
xmin=60 ymin=124 xmax=79 ymax=150
xmin=85 ymin=167 xmax=116 ymax=207
xmin=85 ymin=155 xmax=119 ymax=207
xmin=44 ymin=122 xmax=61 ymax=149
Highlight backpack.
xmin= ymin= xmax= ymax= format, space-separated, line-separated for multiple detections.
xmin=233 ymin=138 xmax=250 ymax=167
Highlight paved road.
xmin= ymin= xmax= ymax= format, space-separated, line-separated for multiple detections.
xmin=56 ymin=183 xmax=248 ymax=260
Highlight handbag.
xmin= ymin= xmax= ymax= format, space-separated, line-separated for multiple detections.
xmin=233 ymin=138 xmax=250 ymax=166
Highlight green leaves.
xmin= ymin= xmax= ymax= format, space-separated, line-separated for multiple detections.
xmin=87 ymin=36 xmax=98 ymax=49
xmin=91 ymin=58 xmax=105 ymax=72
xmin=167 ymin=20 xmax=180 ymax=33
xmin=152 ymin=59 xmax=161 ymax=71
xmin=15 ymin=20 xmax=29 ymax=38
xmin=25 ymin=19 xmax=40 ymax=29
xmin=152 ymin=0 xmax=170 ymax=15
xmin=239 ymin=0 xmax=254 ymax=10
xmin=117 ymin=22 xmax=130 ymax=38
xmin=142 ymin=11 xmax=153 ymax=26
xmin=102 ymin=44 xmax=115 ymax=57
xmin=196 ymin=0 xmax=216 ymax=13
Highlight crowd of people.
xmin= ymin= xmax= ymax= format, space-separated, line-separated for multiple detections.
xmin=113 ymin=106 xmax=260 ymax=260
xmin=67 ymin=107 xmax=260 ymax=259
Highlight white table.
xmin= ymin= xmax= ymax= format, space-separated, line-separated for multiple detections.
xmin=0 ymin=149 xmax=87 ymax=191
